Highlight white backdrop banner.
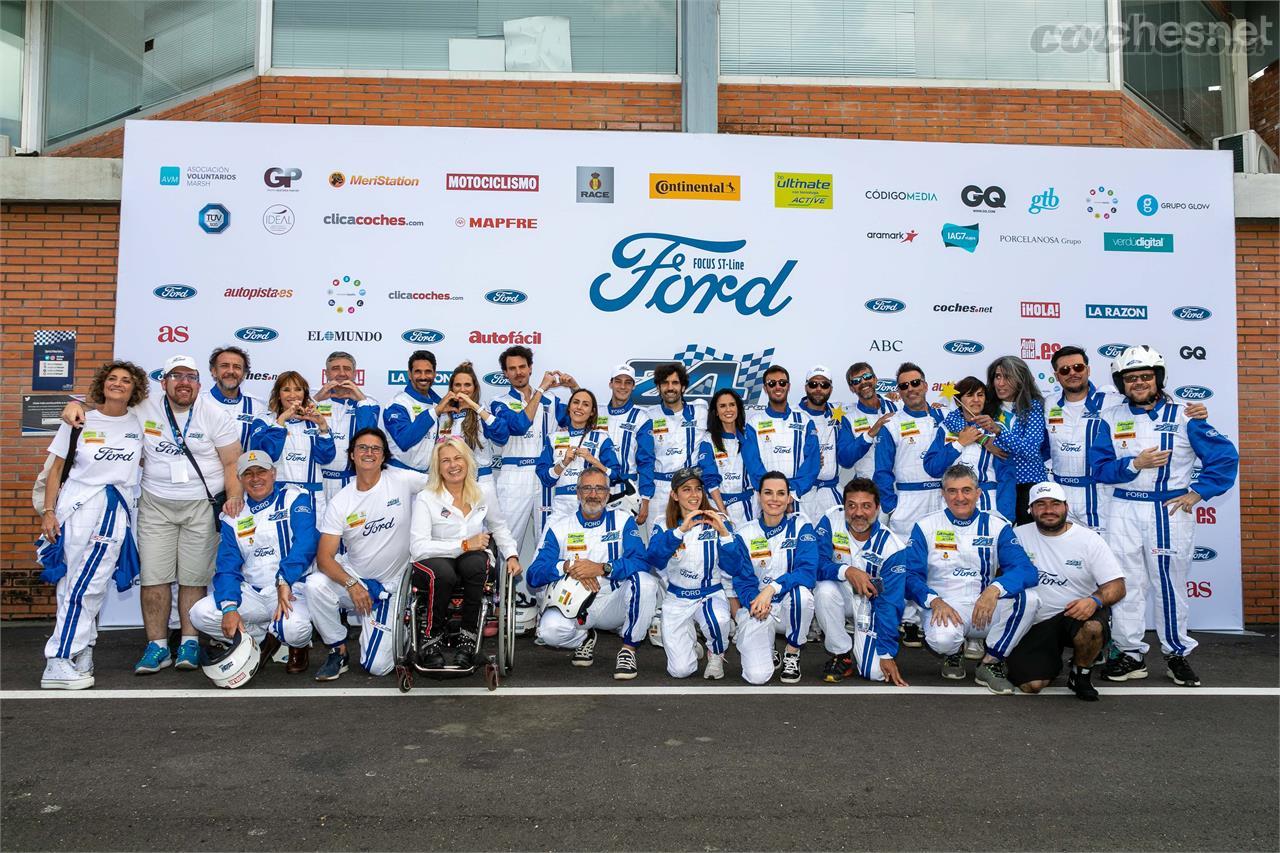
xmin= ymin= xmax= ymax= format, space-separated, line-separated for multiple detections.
xmin=107 ymin=119 xmax=1240 ymax=629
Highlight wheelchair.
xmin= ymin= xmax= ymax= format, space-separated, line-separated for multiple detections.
xmin=392 ymin=546 xmax=515 ymax=692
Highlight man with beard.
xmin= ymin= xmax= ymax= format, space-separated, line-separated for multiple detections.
xmin=313 ymin=351 xmax=381 ymax=503
xmin=383 ymin=349 xmax=443 ymax=473
xmin=635 ymin=363 xmax=725 ymax=526
xmin=796 ymin=365 xmax=857 ymax=521
xmin=207 ymin=346 xmax=267 ymax=451
xmin=843 ymin=362 xmax=897 ymax=480
xmin=742 ymin=365 xmax=820 ymax=513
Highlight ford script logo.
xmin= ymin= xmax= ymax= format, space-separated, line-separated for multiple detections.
xmin=1172 ymin=305 xmax=1211 ymax=321
xmin=1193 ymin=546 xmax=1217 ymax=561
xmin=234 ymin=327 xmax=279 ymax=343
xmin=483 ymin=371 xmax=510 ymax=387
xmin=153 ymin=284 xmax=196 ymax=300
xmin=865 ymin=297 xmax=906 ymax=314
xmin=401 ymin=328 xmax=445 ymax=344
xmin=148 ymin=368 xmax=164 ymax=382
xmin=1098 ymin=343 xmax=1129 ymax=359
xmin=484 ymin=289 xmax=528 ymax=306
xmin=1174 ymin=385 xmax=1213 ymax=400
xmin=943 ymin=339 xmax=984 ymax=355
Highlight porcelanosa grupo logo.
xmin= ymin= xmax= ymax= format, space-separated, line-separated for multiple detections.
xmin=589 ymin=233 xmax=797 ymax=317
xmin=626 ymin=344 xmax=775 ymax=405
xmin=328 ymin=274 xmax=367 ymax=315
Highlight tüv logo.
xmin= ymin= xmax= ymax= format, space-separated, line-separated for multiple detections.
xmin=865 ymin=298 xmax=906 ymax=314
xmin=943 ymin=339 xmax=984 ymax=355
xmin=234 ymin=327 xmax=279 ymax=343
xmin=1097 ymin=343 xmax=1129 ymax=359
xmin=1172 ymin=305 xmax=1212 ymax=321
xmin=484 ymin=289 xmax=528 ymax=305
xmin=1193 ymin=546 xmax=1217 ymax=561
xmin=401 ymin=329 xmax=445 ymax=344
xmin=1174 ymin=385 xmax=1213 ymax=400
xmin=153 ymin=285 xmax=196 ymax=300
xmin=589 ymin=233 xmax=797 ymax=316
xmin=941 ymin=223 xmax=979 ymax=252
xmin=483 ymin=371 xmax=510 ymax=387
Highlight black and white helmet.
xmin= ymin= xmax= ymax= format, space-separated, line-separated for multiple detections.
xmin=1110 ymin=345 xmax=1166 ymax=393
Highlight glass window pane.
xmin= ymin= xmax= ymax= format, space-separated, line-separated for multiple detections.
xmin=0 ymin=0 xmax=23 ymax=145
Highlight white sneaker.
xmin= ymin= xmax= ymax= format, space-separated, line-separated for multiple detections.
xmin=271 ymin=645 xmax=289 ymax=664
xmin=963 ymin=638 xmax=985 ymax=661
xmin=72 ymin=646 xmax=94 ymax=675
xmin=42 ymin=658 xmax=94 ymax=690
xmin=695 ymin=642 xmax=706 ymax=661
xmin=703 ymin=653 xmax=725 ymax=680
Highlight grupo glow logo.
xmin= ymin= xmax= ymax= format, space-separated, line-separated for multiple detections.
xmin=328 ymin=275 xmax=367 ymax=314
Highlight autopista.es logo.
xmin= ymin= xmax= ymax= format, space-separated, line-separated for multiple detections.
xmin=576 ymin=166 xmax=614 ymax=203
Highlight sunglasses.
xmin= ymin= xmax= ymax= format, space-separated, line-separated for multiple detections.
xmin=1055 ymin=363 xmax=1088 ymax=376
xmin=848 ymin=372 xmax=875 ymax=385
xmin=1122 ymin=372 xmax=1156 ymax=384
xmin=806 ymin=381 xmax=831 ymax=390
xmin=897 ymin=378 xmax=924 ymax=391
xmin=765 ymin=379 xmax=789 ymax=388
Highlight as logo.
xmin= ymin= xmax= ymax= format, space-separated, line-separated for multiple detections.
xmin=401 ymin=329 xmax=445 ymax=344
xmin=1186 ymin=581 xmax=1212 ymax=597
xmin=264 ymin=167 xmax=302 ymax=189
xmin=943 ymin=340 xmax=984 ymax=355
xmin=627 ymin=343 xmax=774 ymax=405
xmin=153 ymin=285 xmax=196 ymax=300
xmin=157 ymin=325 xmax=190 ymax=343
xmin=198 ymin=203 xmax=230 ymax=234
xmin=864 ymin=298 xmax=905 ymax=314
xmin=961 ymin=185 xmax=1005 ymax=210
xmin=234 ymin=327 xmax=279 ymax=343
xmin=484 ymin=289 xmax=528 ymax=305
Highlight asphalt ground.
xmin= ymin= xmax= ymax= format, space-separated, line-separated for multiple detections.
xmin=1 ymin=624 xmax=1277 ymax=852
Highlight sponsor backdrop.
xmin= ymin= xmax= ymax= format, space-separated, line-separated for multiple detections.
xmin=107 ymin=120 xmax=1240 ymax=629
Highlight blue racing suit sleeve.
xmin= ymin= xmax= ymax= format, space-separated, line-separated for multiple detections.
xmin=740 ymin=424 xmax=765 ymax=492
xmin=834 ymin=416 xmax=857 ymax=468
xmin=726 ymin=533 xmax=761 ymax=602
xmin=486 ymin=401 xmax=519 ymax=447
xmin=606 ymin=518 xmax=650 ymax=582
xmin=1186 ymin=419 xmax=1239 ymax=501
xmin=814 ymin=514 xmax=842 ymax=583
xmin=598 ymin=436 xmax=623 ymax=484
xmin=383 ymin=402 xmax=436 ymax=454
xmin=1087 ymin=419 xmax=1139 ymax=485
xmin=873 ymin=548 xmax=909 ymax=657
xmin=635 ymin=422 xmax=656 ymax=499
xmin=352 ymin=400 xmax=380 ymax=432
xmin=212 ymin=520 xmax=245 ymax=608
xmin=873 ymin=430 xmax=900 ymax=515
xmin=772 ymin=522 xmax=818 ymax=597
xmin=525 ymin=528 xmax=564 ymax=589
xmin=922 ymin=429 xmax=960 ymax=479
xmin=312 ymin=430 xmax=337 ymax=465
xmin=279 ymin=493 xmax=319 ymax=586
xmin=534 ymin=436 xmax=558 ymax=488
xmin=695 ymin=440 xmax=723 ymax=493
xmin=992 ymin=525 xmax=1036 ymax=597
xmin=248 ymin=420 xmax=286 ymax=460
xmin=480 ymin=409 xmax=511 ymax=444
xmin=793 ymin=421 xmax=821 ymax=496
xmin=645 ymin=527 xmax=683 ymax=568
xmin=902 ymin=525 xmax=933 ymax=607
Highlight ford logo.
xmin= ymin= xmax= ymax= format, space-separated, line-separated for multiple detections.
xmin=484 ymin=289 xmax=528 ymax=305
xmin=1097 ymin=343 xmax=1129 ymax=359
xmin=148 ymin=368 xmax=164 ymax=382
xmin=1174 ymin=385 xmax=1213 ymax=400
xmin=864 ymin=297 xmax=905 ymax=314
xmin=234 ymin=327 xmax=279 ymax=343
xmin=483 ymin=371 xmax=510 ymax=387
xmin=401 ymin=328 xmax=445 ymax=344
xmin=1193 ymin=546 xmax=1217 ymax=561
xmin=875 ymin=379 xmax=897 ymax=395
xmin=153 ymin=284 xmax=196 ymax=300
xmin=943 ymin=339 xmax=984 ymax=355
xmin=1173 ymin=305 xmax=1211 ymax=321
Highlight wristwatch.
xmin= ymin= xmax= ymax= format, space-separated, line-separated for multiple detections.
xmin=343 ymin=576 xmax=359 ymax=590
xmin=602 ymin=562 xmax=613 ymax=577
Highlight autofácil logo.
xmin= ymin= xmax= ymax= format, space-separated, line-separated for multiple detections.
xmin=264 ymin=167 xmax=302 ymax=190
xmin=446 ymin=173 xmax=540 ymax=192
xmin=1098 ymin=343 xmax=1130 ymax=359
xmin=153 ymin=285 xmax=196 ymax=300
xmin=263 ymin=205 xmax=294 ymax=235
xmin=1174 ymin=385 xmax=1213 ymax=400
xmin=943 ymin=340 xmax=985 ymax=355
xmin=1086 ymin=304 xmax=1148 ymax=320
xmin=865 ymin=298 xmax=906 ymax=314
xmin=401 ymin=329 xmax=445 ymax=344
xmin=1173 ymin=305 xmax=1212 ymax=321
xmin=1179 ymin=346 xmax=1207 ymax=360
xmin=484 ymin=289 xmax=528 ymax=306
xmin=483 ymin=371 xmax=510 ymax=387
xmin=1021 ymin=301 xmax=1060 ymax=318
xmin=234 ymin=327 xmax=280 ymax=343
xmin=576 ymin=166 xmax=614 ymax=204
xmin=961 ymin=185 xmax=1005 ymax=211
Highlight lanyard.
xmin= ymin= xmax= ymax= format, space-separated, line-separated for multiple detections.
xmin=163 ymin=398 xmax=196 ymax=449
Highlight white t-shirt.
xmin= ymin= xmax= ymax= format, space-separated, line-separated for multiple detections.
xmin=1014 ymin=522 xmax=1124 ymax=623
xmin=136 ymin=395 xmax=240 ymax=501
xmin=320 ymin=467 xmax=430 ymax=584
xmin=47 ymin=409 xmax=144 ymax=511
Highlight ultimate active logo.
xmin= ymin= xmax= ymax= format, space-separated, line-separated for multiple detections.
xmin=627 ymin=345 xmax=776 ymax=406
xmin=589 ymin=233 xmax=797 ymax=317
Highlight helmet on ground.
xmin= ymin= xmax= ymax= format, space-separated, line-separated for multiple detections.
xmin=547 ymin=576 xmax=597 ymax=623
xmin=200 ymin=630 xmax=260 ymax=689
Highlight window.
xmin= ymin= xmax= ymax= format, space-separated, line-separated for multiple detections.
xmin=272 ymin=0 xmax=677 ymax=74
xmin=0 ymin=0 xmax=22 ymax=146
xmin=720 ymin=0 xmax=1109 ymax=83
xmin=44 ymin=0 xmax=255 ymax=145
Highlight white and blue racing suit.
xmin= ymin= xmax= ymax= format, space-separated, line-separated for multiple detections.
xmin=635 ymin=401 xmax=721 ymax=522
xmin=923 ymin=409 xmax=1015 ymax=521
xmin=314 ymin=395 xmax=381 ymax=503
xmin=1043 ymin=383 xmax=1124 ymax=533
xmin=208 ymin=386 xmax=267 ymax=452
xmin=248 ymin=416 xmax=336 ymax=515
xmin=797 ymin=399 xmax=858 ymax=522
xmin=742 ymin=405 xmax=821 ymax=510
xmin=845 ymin=397 xmax=898 ymax=480
xmin=535 ymin=427 xmax=623 ymax=521
xmin=710 ymin=431 xmax=753 ymax=530
xmin=383 ymin=386 xmax=443 ymax=473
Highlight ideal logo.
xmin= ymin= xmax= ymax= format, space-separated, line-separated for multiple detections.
xmin=484 ymin=289 xmax=528 ymax=305
xmin=1097 ymin=343 xmax=1130 ymax=359
xmin=198 ymin=203 xmax=230 ymax=234
xmin=1028 ymin=188 xmax=1059 ymax=214
xmin=943 ymin=340 xmax=984 ymax=355
xmin=590 ymin=233 xmax=797 ymax=317
xmin=1086 ymin=304 xmax=1148 ymax=320
xmin=401 ymin=329 xmax=445 ymax=344
xmin=1174 ymin=385 xmax=1213 ymax=400
xmin=1172 ymin=305 xmax=1211 ymax=321
xmin=627 ymin=344 xmax=774 ymax=406
xmin=1103 ymin=232 xmax=1174 ymax=253
xmin=774 ymin=172 xmax=833 ymax=210
xmin=576 ymin=166 xmax=614 ymax=204
xmin=864 ymin=298 xmax=905 ymax=314
xmin=234 ymin=327 xmax=279 ymax=343
xmin=153 ymin=285 xmax=196 ymax=300
xmin=159 ymin=166 xmax=181 ymax=186
xmin=941 ymin=223 xmax=979 ymax=252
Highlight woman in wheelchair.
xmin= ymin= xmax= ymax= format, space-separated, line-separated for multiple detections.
xmin=409 ymin=437 xmax=521 ymax=670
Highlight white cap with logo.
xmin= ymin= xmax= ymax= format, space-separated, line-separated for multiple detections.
xmin=163 ymin=354 xmax=200 ymax=376
xmin=237 ymin=450 xmax=275 ymax=477
xmin=1027 ymin=481 xmax=1068 ymax=508
xmin=804 ymin=365 xmax=833 ymax=383
xmin=611 ymin=364 xmax=635 ymax=380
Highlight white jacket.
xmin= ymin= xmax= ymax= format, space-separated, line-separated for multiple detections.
xmin=409 ymin=487 xmax=519 ymax=561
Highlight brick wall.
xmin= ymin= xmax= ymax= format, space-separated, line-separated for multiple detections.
xmin=1250 ymin=61 xmax=1279 ymax=158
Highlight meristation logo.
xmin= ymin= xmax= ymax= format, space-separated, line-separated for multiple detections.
xmin=942 ymin=339 xmax=985 ymax=355
xmin=1085 ymin=185 xmax=1120 ymax=219
xmin=322 ymin=212 xmax=423 ymax=227
xmin=224 ymin=286 xmax=294 ymax=300
xmin=774 ymin=173 xmax=833 ymax=209
xmin=649 ymin=174 xmax=740 ymax=201
xmin=864 ymin=298 xmax=906 ymax=314
xmin=468 ymin=330 xmax=543 ymax=345
xmin=445 ymin=173 xmax=539 ymax=192
xmin=459 ymin=216 xmax=538 ymax=229
xmin=332 ymin=173 xmax=420 ymax=188
xmin=483 ymin=289 xmax=528 ymax=306
xmin=233 ymin=327 xmax=280 ymax=343
xmin=1103 ymin=232 xmax=1173 ymax=253
xmin=262 ymin=204 xmax=294 ymax=235
xmin=328 ymin=275 xmax=368 ymax=314
xmin=576 ymin=167 xmax=614 ymax=203
xmin=1021 ymin=301 xmax=1061 ymax=318
xmin=1086 ymin=303 xmax=1148 ymax=320
xmin=401 ymin=329 xmax=445 ymax=344
xmin=184 ymin=165 xmax=237 ymax=187
xmin=941 ymin=223 xmax=979 ymax=252
xmin=1028 ymin=187 xmax=1060 ymax=214
xmin=865 ymin=230 xmax=918 ymax=243
xmin=1172 ymin=305 xmax=1212 ymax=321
xmin=263 ymin=167 xmax=302 ymax=190
xmin=960 ymin=184 xmax=1005 ymax=212
xmin=198 ymin=203 xmax=230 ymax=234
xmin=307 ymin=330 xmax=384 ymax=343
xmin=153 ymin=285 xmax=196 ymax=300
xmin=864 ymin=189 xmax=938 ymax=202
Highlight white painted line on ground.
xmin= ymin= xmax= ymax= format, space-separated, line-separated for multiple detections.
xmin=1 ymin=685 xmax=1276 ymax=700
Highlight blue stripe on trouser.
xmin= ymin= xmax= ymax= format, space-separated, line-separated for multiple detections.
xmin=57 ymin=499 xmax=117 ymax=658
xmin=787 ymin=589 xmax=801 ymax=647
xmin=702 ymin=599 xmax=724 ymax=654
xmin=859 ymin=612 xmax=875 ymax=679
xmin=623 ymin=576 xmax=640 ymax=644
xmin=362 ymin=597 xmax=390 ymax=670
xmin=1155 ymin=504 xmax=1185 ymax=655
xmin=989 ymin=592 xmax=1026 ymax=658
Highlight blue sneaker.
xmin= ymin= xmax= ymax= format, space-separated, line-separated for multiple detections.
xmin=174 ymin=640 xmax=201 ymax=671
xmin=314 ymin=650 xmax=349 ymax=682
xmin=134 ymin=642 xmax=173 ymax=675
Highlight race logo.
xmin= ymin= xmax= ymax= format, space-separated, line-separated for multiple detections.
xmin=627 ymin=344 xmax=775 ymax=405
xmin=774 ymin=173 xmax=833 ymax=209
xmin=328 ymin=274 xmax=367 ymax=315
xmin=576 ymin=166 xmax=614 ymax=203
xmin=589 ymin=233 xmax=797 ymax=317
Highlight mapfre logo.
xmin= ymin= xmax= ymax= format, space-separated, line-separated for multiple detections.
xmin=460 ymin=216 xmax=538 ymax=229
xmin=445 ymin=173 xmax=539 ymax=192
xmin=649 ymin=174 xmax=740 ymax=201
xmin=1021 ymin=301 xmax=1061 ymax=319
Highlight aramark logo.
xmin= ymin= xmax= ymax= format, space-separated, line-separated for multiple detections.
xmin=941 ymin=223 xmax=979 ymax=252
xmin=627 ymin=344 xmax=775 ymax=405
xmin=589 ymin=233 xmax=797 ymax=317
xmin=865 ymin=298 xmax=905 ymax=314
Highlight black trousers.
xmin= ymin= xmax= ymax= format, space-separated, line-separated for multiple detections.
xmin=413 ymin=552 xmax=488 ymax=636
xmin=1015 ymin=482 xmax=1035 ymax=526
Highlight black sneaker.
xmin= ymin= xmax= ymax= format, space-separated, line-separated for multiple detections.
xmin=417 ymin=633 xmax=446 ymax=669
xmin=823 ymin=654 xmax=854 ymax=683
xmin=772 ymin=649 xmax=781 ymax=670
xmin=900 ymin=623 xmax=924 ymax=648
xmin=1104 ymin=654 xmax=1148 ymax=682
xmin=1165 ymin=654 xmax=1201 ymax=687
xmin=1068 ymin=667 xmax=1100 ymax=701
xmin=452 ymin=629 xmax=478 ymax=669
xmin=572 ymin=629 xmax=598 ymax=667
xmin=614 ymin=647 xmax=638 ymax=680
xmin=780 ymin=652 xmax=801 ymax=684
xmin=940 ymin=653 xmax=966 ymax=680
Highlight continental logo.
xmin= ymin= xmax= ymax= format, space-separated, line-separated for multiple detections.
xmin=649 ymin=173 xmax=740 ymax=201
xmin=774 ymin=173 xmax=832 ymax=209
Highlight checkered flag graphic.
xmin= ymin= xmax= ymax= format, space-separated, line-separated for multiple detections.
xmin=34 ymin=330 xmax=76 ymax=346
xmin=671 ymin=344 xmax=775 ymax=402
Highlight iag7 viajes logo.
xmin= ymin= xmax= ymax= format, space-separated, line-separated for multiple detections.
xmin=589 ymin=233 xmax=798 ymax=317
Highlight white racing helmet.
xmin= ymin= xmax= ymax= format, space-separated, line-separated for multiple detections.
xmin=1110 ymin=344 xmax=1166 ymax=393
xmin=200 ymin=630 xmax=260 ymax=689
xmin=547 ymin=576 xmax=597 ymax=622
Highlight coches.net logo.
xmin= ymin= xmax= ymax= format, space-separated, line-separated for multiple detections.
xmin=589 ymin=233 xmax=797 ymax=317
xmin=941 ymin=223 xmax=979 ymax=252
xmin=1103 ymin=232 xmax=1174 ymax=253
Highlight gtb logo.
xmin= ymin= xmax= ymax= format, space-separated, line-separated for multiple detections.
xmin=627 ymin=343 xmax=774 ymax=405
xmin=264 ymin=167 xmax=302 ymax=189
xmin=1195 ymin=506 xmax=1216 ymax=524
xmin=157 ymin=325 xmax=190 ymax=343
xmin=961 ymin=185 xmax=1005 ymax=209
xmin=1185 ymin=581 xmax=1212 ymax=598
xmin=1179 ymin=345 xmax=1206 ymax=360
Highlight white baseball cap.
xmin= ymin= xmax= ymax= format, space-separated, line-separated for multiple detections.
xmin=237 ymin=450 xmax=275 ymax=477
xmin=804 ymin=365 xmax=833 ymax=383
xmin=163 ymin=354 xmax=200 ymax=376
xmin=611 ymin=364 xmax=635 ymax=380
xmin=1027 ymin=481 xmax=1068 ymax=508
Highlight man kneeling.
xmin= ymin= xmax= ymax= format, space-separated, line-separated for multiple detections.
xmin=526 ymin=468 xmax=659 ymax=680
xmin=1007 ymin=483 xmax=1126 ymax=701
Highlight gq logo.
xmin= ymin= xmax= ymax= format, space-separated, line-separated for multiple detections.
xmin=198 ymin=203 xmax=230 ymax=234
xmin=1179 ymin=346 xmax=1206 ymax=360
xmin=961 ymin=185 xmax=1005 ymax=209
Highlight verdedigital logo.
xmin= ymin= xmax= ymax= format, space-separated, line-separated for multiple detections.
xmin=323 ymin=212 xmax=423 ymax=227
